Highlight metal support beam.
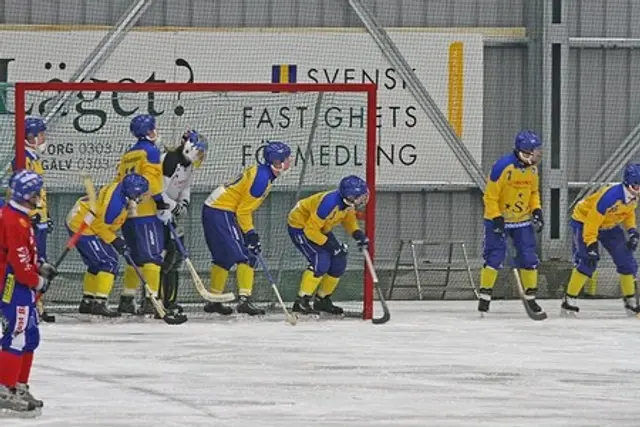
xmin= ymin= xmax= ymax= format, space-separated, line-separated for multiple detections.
xmin=348 ymin=0 xmax=487 ymax=190
xmin=541 ymin=0 xmax=569 ymax=259
xmin=569 ymin=37 xmax=640 ymax=49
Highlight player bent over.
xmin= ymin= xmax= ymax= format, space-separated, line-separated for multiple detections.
xmin=479 ymin=130 xmax=544 ymax=315
xmin=288 ymin=175 xmax=370 ymax=315
xmin=561 ymin=164 xmax=640 ymax=316
xmin=202 ymin=141 xmax=291 ymax=316
xmin=158 ymin=130 xmax=208 ymax=314
xmin=0 ymin=170 xmax=57 ymax=415
xmin=116 ymin=115 xmax=170 ymax=315
xmin=66 ymin=174 xmax=150 ymax=317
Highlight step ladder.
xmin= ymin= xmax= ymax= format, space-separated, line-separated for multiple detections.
xmin=387 ymin=240 xmax=478 ymax=300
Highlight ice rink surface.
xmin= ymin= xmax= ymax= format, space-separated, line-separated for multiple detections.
xmin=12 ymin=300 xmax=640 ymax=427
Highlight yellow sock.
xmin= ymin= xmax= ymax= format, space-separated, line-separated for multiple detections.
xmin=317 ymin=275 xmax=340 ymax=297
xmin=519 ymin=269 xmax=538 ymax=291
xmin=142 ymin=263 xmax=161 ymax=296
xmin=619 ymin=274 xmax=636 ymax=298
xmin=586 ymin=270 xmax=599 ymax=296
xmin=480 ymin=266 xmax=498 ymax=290
xmin=122 ymin=265 xmax=139 ymax=297
xmin=236 ymin=263 xmax=254 ymax=297
xmin=566 ymin=268 xmax=590 ymax=297
xmin=298 ymin=269 xmax=322 ymax=297
xmin=210 ymin=265 xmax=229 ymax=293
xmin=82 ymin=272 xmax=97 ymax=297
xmin=95 ymin=271 xmax=115 ymax=299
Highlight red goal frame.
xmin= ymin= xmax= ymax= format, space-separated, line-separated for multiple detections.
xmin=14 ymin=81 xmax=378 ymax=319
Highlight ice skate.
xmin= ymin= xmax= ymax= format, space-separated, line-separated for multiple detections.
xmin=292 ymin=295 xmax=319 ymax=315
xmin=117 ymin=295 xmax=137 ymax=315
xmin=313 ymin=295 xmax=343 ymax=315
xmin=78 ymin=296 xmax=94 ymax=314
xmin=560 ymin=295 xmax=580 ymax=317
xmin=203 ymin=301 xmax=233 ymax=316
xmin=477 ymin=288 xmax=492 ymax=315
xmin=92 ymin=299 xmax=121 ymax=318
xmin=524 ymin=288 xmax=545 ymax=314
xmin=623 ymin=297 xmax=640 ymax=317
xmin=15 ymin=384 xmax=43 ymax=408
xmin=236 ymin=295 xmax=265 ymax=316
xmin=0 ymin=385 xmax=38 ymax=417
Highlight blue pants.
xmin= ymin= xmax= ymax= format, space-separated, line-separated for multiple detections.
xmin=70 ymin=228 xmax=119 ymax=275
xmin=1 ymin=277 xmax=39 ymax=356
xmin=571 ymin=220 xmax=637 ymax=277
xmin=202 ymin=206 xmax=255 ymax=270
xmin=122 ymin=217 xmax=164 ymax=266
xmin=33 ymin=223 xmax=48 ymax=263
xmin=483 ymin=220 xmax=538 ymax=270
xmin=288 ymin=227 xmax=347 ymax=277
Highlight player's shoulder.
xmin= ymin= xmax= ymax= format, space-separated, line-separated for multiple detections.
xmin=162 ymin=150 xmax=181 ymax=177
xmin=316 ymin=190 xmax=341 ymax=219
xmin=489 ymin=152 xmax=517 ymax=182
xmin=596 ymin=184 xmax=625 ymax=210
xmin=130 ymin=139 xmax=161 ymax=163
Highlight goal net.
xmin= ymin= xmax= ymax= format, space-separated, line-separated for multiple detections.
xmin=11 ymin=82 xmax=376 ymax=319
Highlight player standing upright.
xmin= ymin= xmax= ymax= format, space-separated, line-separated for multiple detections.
xmin=287 ymin=175 xmax=370 ymax=315
xmin=201 ymin=140 xmax=291 ymax=316
xmin=0 ymin=170 xmax=57 ymax=415
xmin=66 ymin=174 xmax=149 ymax=317
xmin=158 ymin=129 xmax=208 ymax=313
xmin=561 ymin=164 xmax=640 ymax=316
xmin=10 ymin=117 xmax=54 ymax=323
xmin=479 ymin=130 xmax=544 ymax=315
xmin=115 ymin=114 xmax=170 ymax=315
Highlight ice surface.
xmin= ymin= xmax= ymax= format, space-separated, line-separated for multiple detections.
xmin=15 ymin=300 xmax=640 ymax=427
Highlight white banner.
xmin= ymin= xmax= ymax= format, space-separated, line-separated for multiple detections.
xmin=1 ymin=29 xmax=483 ymax=188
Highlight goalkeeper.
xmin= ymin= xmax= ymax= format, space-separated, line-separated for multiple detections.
xmin=115 ymin=115 xmax=170 ymax=315
xmin=287 ymin=175 xmax=370 ymax=315
xmin=202 ymin=140 xmax=291 ymax=316
xmin=158 ymin=129 xmax=208 ymax=314
xmin=66 ymin=174 xmax=149 ymax=317
xmin=561 ymin=164 xmax=640 ymax=316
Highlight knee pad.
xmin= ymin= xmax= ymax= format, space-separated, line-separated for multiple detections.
xmin=328 ymin=253 xmax=348 ymax=277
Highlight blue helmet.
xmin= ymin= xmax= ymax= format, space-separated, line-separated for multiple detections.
xmin=182 ymin=129 xmax=208 ymax=165
xmin=130 ymin=114 xmax=156 ymax=139
xmin=263 ymin=140 xmax=291 ymax=165
xmin=25 ymin=117 xmax=47 ymax=138
xmin=623 ymin=164 xmax=640 ymax=187
xmin=514 ymin=130 xmax=542 ymax=152
xmin=10 ymin=170 xmax=43 ymax=202
xmin=122 ymin=173 xmax=149 ymax=201
xmin=339 ymin=175 xmax=369 ymax=209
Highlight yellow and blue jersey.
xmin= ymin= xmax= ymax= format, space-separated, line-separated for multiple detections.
xmin=572 ymin=183 xmax=637 ymax=246
xmin=288 ymin=190 xmax=361 ymax=246
xmin=66 ymin=181 xmax=129 ymax=244
xmin=115 ymin=139 xmax=162 ymax=218
xmin=9 ymin=149 xmax=48 ymax=223
xmin=204 ymin=164 xmax=274 ymax=234
xmin=483 ymin=152 xmax=541 ymax=223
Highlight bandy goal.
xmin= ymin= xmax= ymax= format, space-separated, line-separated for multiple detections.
xmin=12 ymin=81 xmax=377 ymax=320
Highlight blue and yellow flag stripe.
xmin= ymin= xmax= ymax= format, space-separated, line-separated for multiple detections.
xmin=272 ymin=64 xmax=297 ymax=83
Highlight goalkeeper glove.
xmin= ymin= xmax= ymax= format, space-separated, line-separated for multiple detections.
xmin=245 ymin=230 xmax=261 ymax=255
xmin=352 ymin=230 xmax=369 ymax=251
xmin=628 ymin=229 xmax=640 ymax=251
xmin=172 ymin=199 xmax=189 ymax=217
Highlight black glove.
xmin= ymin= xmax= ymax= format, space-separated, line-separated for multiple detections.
xmin=47 ymin=217 xmax=54 ymax=234
xmin=492 ymin=216 xmax=505 ymax=235
xmin=352 ymin=230 xmax=369 ymax=251
xmin=532 ymin=209 xmax=544 ymax=233
xmin=31 ymin=213 xmax=41 ymax=228
xmin=586 ymin=242 xmax=599 ymax=268
xmin=245 ymin=230 xmax=261 ymax=254
xmin=111 ymin=237 xmax=129 ymax=256
xmin=172 ymin=199 xmax=189 ymax=217
xmin=628 ymin=229 xmax=640 ymax=251
xmin=38 ymin=262 xmax=58 ymax=282
xmin=323 ymin=233 xmax=343 ymax=255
